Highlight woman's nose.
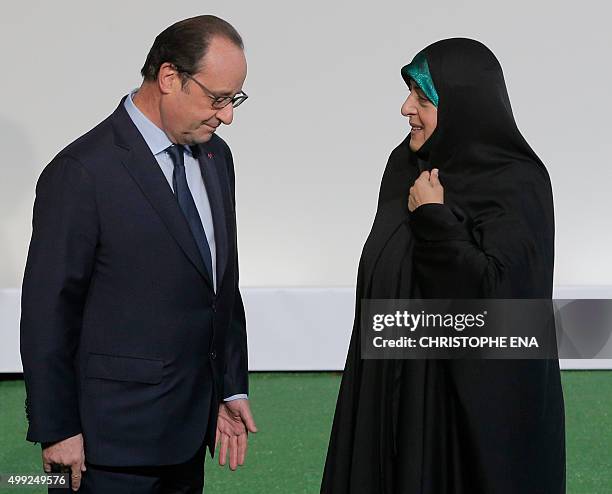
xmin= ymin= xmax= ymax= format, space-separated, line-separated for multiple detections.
xmin=401 ymin=95 xmax=416 ymax=117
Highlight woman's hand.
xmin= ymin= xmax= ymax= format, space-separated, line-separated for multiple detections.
xmin=408 ymin=169 xmax=444 ymax=212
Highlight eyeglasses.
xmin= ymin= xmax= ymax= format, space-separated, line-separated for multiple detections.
xmin=175 ymin=67 xmax=248 ymax=109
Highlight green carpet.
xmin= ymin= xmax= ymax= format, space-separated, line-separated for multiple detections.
xmin=1 ymin=371 xmax=610 ymax=493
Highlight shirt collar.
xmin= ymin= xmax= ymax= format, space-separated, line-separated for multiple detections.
xmin=124 ymin=89 xmax=192 ymax=157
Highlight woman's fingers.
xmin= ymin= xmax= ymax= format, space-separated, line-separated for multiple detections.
xmin=429 ymin=168 xmax=441 ymax=187
xmin=409 ymin=168 xmax=443 ymax=211
xmin=418 ymin=170 xmax=431 ymax=181
xmin=408 ymin=194 xmax=416 ymax=212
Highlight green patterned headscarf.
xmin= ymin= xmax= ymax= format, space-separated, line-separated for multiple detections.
xmin=401 ymin=51 xmax=439 ymax=107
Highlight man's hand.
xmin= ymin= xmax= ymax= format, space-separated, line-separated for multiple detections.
xmin=215 ymin=399 xmax=257 ymax=471
xmin=42 ymin=433 xmax=86 ymax=491
xmin=408 ymin=169 xmax=444 ymax=212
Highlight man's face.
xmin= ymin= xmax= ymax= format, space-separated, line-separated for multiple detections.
xmin=159 ymin=36 xmax=247 ymax=145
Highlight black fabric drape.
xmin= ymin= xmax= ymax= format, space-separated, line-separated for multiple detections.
xmin=321 ymin=38 xmax=565 ymax=493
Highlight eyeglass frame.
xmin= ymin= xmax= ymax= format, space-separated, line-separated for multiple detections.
xmin=173 ymin=65 xmax=248 ymax=109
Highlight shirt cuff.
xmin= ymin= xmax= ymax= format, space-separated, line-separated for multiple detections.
xmin=224 ymin=394 xmax=248 ymax=402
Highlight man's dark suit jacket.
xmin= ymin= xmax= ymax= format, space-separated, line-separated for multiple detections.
xmin=20 ymin=97 xmax=248 ymax=466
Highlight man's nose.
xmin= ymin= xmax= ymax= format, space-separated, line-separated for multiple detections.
xmin=216 ymin=104 xmax=234 ymax=125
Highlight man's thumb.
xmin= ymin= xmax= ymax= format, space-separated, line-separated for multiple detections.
xmin=243 ymin=408 xmax=258 ymax=433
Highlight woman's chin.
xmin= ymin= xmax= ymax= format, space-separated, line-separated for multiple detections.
xmin=409 ymin=139 xmax=423 ymax=152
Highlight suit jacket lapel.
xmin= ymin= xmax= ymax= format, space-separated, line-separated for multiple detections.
xmin=196 ymin=142 xmax=229 ymax=289
xmin=111 ymin=101 xmax=214 ymax=289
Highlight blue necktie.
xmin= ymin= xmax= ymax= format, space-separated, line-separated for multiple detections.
xmin=166 ymin=145 xmax=214 ymax=280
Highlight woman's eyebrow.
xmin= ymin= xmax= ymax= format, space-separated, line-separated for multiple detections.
xmin=411 ymin=84 xmax=426 ymax=98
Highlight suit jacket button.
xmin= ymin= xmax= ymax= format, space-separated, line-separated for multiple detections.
xmin=210 ymin=350 xmax=217 ymax=360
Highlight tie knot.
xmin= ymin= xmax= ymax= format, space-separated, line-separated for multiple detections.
xmin=166 ymin=144 xmax=184 ymax=168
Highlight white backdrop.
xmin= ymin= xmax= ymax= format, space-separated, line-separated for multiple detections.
xmin=1 ymin=0 xmax=611 ymax=290
xmin=1 ymin=2 xmax=611 ymax=371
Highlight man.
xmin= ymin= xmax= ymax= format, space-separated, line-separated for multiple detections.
xmin=20 ymin=15 xmax=256 ymax=493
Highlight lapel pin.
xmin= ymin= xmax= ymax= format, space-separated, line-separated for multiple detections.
xmin=207 ymin=152 xmax=214 ymax=159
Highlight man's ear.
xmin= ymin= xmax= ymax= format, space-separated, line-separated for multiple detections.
xmin=158 ymin=62 xmax=179 ymax=95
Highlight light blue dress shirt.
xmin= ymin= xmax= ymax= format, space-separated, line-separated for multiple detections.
xmin=124 ymin=91 xmax=217 ymax=291
xmin=124 ymin=91 xmax=247 ymax=402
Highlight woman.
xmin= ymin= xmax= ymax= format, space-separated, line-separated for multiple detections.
xmin=321 ymin=38 xmax=565 ymax=493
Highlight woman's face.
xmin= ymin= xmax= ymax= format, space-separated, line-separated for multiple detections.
xmin=401 ymin=79 xmax=438 ymax=152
